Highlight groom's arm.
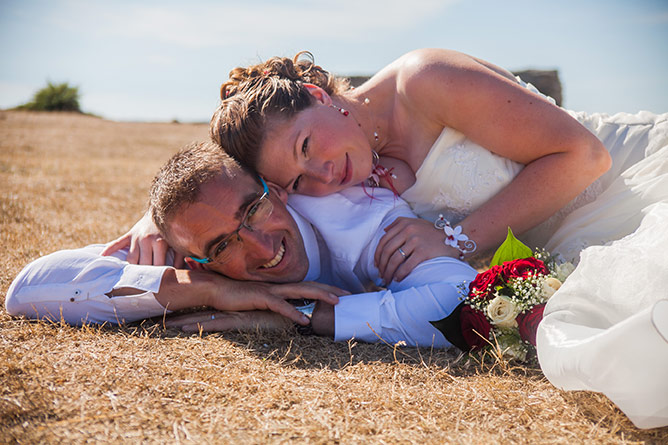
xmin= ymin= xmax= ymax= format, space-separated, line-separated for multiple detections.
xmin=288 ymin=188 xmax=478 ymax=347
xmin=4 ymin=245 xmax=226 ymax=325
xmin=162 ymin=300 xmax=336 ymax=335
xmin=333 ymin=257 xmax=476 ymax=347
xmin=5 ymin=245 xmax=171 ymax=325
xmin=6 ymin=245 xmax=339 ymax=326
xmin=334 ymin=203 xmax=478 ymax=348
xmin=168 ymin=259 xmax=473 ymax=346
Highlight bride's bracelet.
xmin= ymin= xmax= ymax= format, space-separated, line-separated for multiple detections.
xmin=434 ymin=214 xmax=477 ymax=260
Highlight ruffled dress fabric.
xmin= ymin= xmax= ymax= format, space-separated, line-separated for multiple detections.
xmin=537 ymin=203 xmax=668 ymax=429
xmin=400 ymin=80 xmax=668 ymax=428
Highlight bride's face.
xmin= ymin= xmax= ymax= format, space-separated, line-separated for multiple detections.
xmin=257 ymin=102 xmax=374 ymax=196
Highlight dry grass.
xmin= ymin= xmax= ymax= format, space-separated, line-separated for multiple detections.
xmin=1 ymin=110 xmax=666 ymax=444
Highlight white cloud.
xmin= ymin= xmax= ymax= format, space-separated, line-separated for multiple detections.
xmin=50 ymin=0 xmax=459 ymax=49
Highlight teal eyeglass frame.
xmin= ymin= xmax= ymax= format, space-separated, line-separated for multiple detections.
xmin=189 ymin=176 xmax=269 ymax=264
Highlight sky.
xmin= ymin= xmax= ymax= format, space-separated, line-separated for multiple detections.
xmin=1 ymin=0 xmax=666 ymax=122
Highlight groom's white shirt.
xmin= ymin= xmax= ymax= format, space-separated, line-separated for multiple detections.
xmin=6 ymin=187 xmax=476 ymax=347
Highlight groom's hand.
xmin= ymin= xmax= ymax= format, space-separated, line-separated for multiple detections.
xmin=203 ymin=277 xmax=346 ymax=326
xmin=165 ymin=310 xmax=292 ymax=333
xmin=153 ymin=270 xmax=346 ymax=326
xmin=166 ymin=302 xmax=336 ymax=337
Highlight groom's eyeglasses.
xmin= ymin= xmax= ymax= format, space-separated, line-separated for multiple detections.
xmin=189 ymin=176 xmax=274 ymax=265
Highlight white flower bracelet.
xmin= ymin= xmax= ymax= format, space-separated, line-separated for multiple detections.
xmin=434 ymin=214 xmax=477 ymax=260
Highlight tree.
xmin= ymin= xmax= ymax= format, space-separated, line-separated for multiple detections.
xmin=19 ymin=81 xmax=82 ymax=112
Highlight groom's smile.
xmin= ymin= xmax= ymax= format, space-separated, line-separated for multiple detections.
xmin=167 ymin=172 xmax=309 ymax=283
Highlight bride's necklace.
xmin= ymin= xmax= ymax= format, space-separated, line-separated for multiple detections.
xmin=330 ymin=99 xmax=399 ymax=195
xmin=368 ymin=150 xmax=398 ymax=193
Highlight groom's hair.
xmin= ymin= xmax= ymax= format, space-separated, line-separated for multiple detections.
xmin=149 ymin=140 xmax=246 ymax=237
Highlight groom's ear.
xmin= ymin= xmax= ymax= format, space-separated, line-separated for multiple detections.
xmin=303 ymin=83 xmax=332 ymax=105
xmin=266 ymin=180 xmax=289 ymax=204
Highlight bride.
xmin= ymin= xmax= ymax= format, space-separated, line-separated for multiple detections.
xmin=209 ymin=48 xmax=668 ymax=428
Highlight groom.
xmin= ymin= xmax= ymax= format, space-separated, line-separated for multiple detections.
xmin=7 ymin=142 xmax=476 ymax=347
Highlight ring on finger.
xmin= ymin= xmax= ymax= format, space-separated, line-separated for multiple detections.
xmin=398 ymin=247 xmax=407 ymax=259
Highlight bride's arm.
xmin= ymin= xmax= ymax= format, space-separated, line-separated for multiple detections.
xmin=397 ymin=49 xmax=610 ymax=254
xmin=101 ymin=211 xmax=186 ymax=268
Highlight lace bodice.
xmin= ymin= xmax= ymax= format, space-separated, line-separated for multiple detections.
xmin=400 ymin=127 xmax=524 ymax=224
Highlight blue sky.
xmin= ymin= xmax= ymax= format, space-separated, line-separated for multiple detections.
xmin=1 ymin=0 xmax=666 ymax=122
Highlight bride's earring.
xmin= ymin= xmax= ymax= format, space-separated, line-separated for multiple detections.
xmin=330 ymin=99 xmax=395 ymax=193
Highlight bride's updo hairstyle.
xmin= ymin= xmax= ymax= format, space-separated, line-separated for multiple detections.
xmin=210 ymin=51 xmax=350 ymax=169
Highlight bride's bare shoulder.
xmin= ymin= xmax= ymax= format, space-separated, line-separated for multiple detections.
xmin=385 ymin=49 xmax=518 ymax=125
xmin=395 ymin=49 xmax=471 ymax=76
xmin=360 ymin=49 xmax=471 ymax=106
xmin=395 ymin=49 xmax=514 ymax=88
xmin=368 ymin=49 xmax=462 ymax=84
xmin=368 ymin=49 xmax=515 ymax=96
xmin=364 ymin=49 xmax=460 ymax=80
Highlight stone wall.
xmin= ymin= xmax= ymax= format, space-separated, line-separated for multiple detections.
xmin=513 ymin=70 xmax=562 ymax=106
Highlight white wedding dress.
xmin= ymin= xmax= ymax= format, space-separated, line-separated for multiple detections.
xmin=401 ymin=81 xmax=668 ymax=428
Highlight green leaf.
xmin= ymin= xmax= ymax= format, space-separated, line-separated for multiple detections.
xmin=489 ymin=227 xmax=533 ymax=266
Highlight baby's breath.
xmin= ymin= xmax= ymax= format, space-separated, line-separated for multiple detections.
xmin=505 ymin=273 xmax=550 ymax=312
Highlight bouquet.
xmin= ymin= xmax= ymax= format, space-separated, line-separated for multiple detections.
xmin=432 ymin=228 xmax=574 ymax=361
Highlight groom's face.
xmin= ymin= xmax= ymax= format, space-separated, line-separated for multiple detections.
xmin=167 ymin=172 xmax=309 ymax=283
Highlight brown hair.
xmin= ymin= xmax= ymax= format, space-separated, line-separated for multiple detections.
xmin=210 ymin=51 xmax=350 ymax=170
xmin=149 ymin=140 xmax=246 ymax=240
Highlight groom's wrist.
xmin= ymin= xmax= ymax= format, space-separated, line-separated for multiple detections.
xmin=311 ymin=301 xmax=335 ymax=338
xmin=156 ymin=269 xmax=210 ymax=310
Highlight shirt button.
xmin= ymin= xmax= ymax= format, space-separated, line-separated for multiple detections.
xmin=71 ymin=289 xmax=82 ymax=302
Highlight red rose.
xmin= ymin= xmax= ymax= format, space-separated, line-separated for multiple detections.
xmin=468 ymin=265 xmax=504 ymax=300
xmin=501 ymin=257 xmax=548 ymax=280
xmin=516 ymin=303 xmax=546 ymax=346
xmin=460 ymin=305 xmax=493 ymax=350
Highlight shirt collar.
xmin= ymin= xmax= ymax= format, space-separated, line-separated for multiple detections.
xmin=286 ymin=205 xmax=320 ymax=282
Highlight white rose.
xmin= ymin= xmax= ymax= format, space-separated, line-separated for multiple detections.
xmin=555 ymin=262 xmax=575 ymax=282
xmin=486 ymin=295 xmax=520 ymax=329
xmin=541 ymin=277 xmax=562 ymax=300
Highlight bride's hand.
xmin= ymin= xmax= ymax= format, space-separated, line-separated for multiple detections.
xmin=101 ymin=211 xmax=185 ymax=268
xmin=375 ymin=217 xmax=460 ymax=283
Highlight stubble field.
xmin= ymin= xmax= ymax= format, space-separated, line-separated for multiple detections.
xmin=1 ymin=110 xmax=666 ymax=443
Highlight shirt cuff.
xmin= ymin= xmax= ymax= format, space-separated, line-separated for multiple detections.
xmin=334 ymin=291 xmax=383 ymax=343
xmin=116 ymin=263 xmax=167 ymax=294
xmin=333 ymin=284 xmax=461 ymax=348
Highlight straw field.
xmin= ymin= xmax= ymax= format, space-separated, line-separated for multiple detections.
xmin=1 ymin=110 xmax=666 ymax=443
